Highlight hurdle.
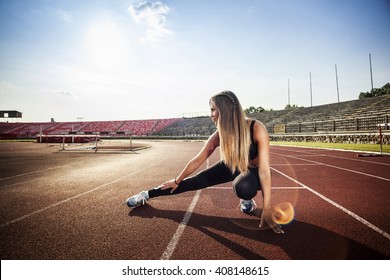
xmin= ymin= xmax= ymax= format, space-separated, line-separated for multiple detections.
xmin=356 ymin=123 xmax=388 ymax=157
xmin=37 ymin=134 xmax=100 ymax=150
xmin=378 ymin=123 xmax=389 ymax=155
xmin=94 ymin=135 xmax=133 ymax=153
xmin=37 ymin=132 xmax=149 ymax=153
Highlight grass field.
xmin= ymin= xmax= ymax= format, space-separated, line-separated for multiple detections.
xmin=271 ymin=141 xmax=390 ymax=154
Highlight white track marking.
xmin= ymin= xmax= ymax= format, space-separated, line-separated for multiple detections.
xmin=0 ymin=159 xmax=118 ymax=184
xmin=271 ymin=167 xmax=390 ymax=241
xmin=272 ymin=147 xmax=390 ymax=167
xmin=0 ymin=166 xmax=63 ymax=181
xmin=271 ymin=186 xmax=305 ymax=189
xmin=271 ymin=163 xmax=319 ymax=166
xmin=160 ymin=189 xmax=202 ymax=260
xmin=324 ymin=154 xmax=390 ymax=166
xmin=0 ymin=165 xmax=153 ymax=228
xmin=272 ymin=152 xmax=390 ymax=182
xmin=160 ymin=157 xmax=211 ymax=260
xmin=0 ymin=177 xmax=43 ymax=189
xmin=207 ymin=186 xmax=304 ymax=190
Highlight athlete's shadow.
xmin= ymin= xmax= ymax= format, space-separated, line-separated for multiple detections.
xmin=128 ymin=205 xmax=388 ymax=260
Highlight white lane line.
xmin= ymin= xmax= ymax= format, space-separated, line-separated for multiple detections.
xmin=271 ymin=167 xmax=390 ymax=241
xmin=271 ymin=186 xmax=305 ymax=189
xmin=272 ymin=147 xmax=390 ymax=166
xmin=272 ymin=163 xmax=319 ymax=166
xmin=0 ymin=158 xmax=105 ymax=182
xmin=0 ymin=165 xmax=153 ymax=229
xmin=272 ymin=152 xmax=390 ymax=182
xmin=0 ymin=159 xmax=117 ymax=184
xmin=287 ymin=153 xmax=390 ymax=167
xmin=0 ymin=166 xmax=63 ymax=181
xmin=0 ymin=177 xmax=42 ymax=190
xmin=160 ymin=159 xmax=211 ymax=260
xmin=160 ymin=189 xmax=202 ymax=260
xmin=207 ymin=186 xmax=304 ymax=190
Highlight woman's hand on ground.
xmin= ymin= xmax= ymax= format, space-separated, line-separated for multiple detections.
xmin=259 ymin=208 xmax=284 ymax=234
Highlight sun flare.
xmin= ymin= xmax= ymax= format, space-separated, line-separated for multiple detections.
xmin=84 ymin=21 xmax=127 ymax=69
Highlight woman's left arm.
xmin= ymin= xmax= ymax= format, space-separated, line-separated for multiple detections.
xmin=253 ymin=121 xmax=284 ymax=234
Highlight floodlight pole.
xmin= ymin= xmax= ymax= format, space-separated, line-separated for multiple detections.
xmin=369 ymin=53 xmax=374 ymax=96
xmin=309 ymin=72 xmax=313 ymax=107
xmin=288 ymin=78 xmax=290 ymax=106
xmin=335 ymin=64 xmax=340 ymax=102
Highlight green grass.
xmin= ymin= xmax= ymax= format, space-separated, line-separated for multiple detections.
xmin=271 ymin=141 xmax=390 ymax=154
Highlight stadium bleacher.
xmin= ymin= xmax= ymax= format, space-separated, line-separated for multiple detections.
xmin=155 ymin=95 xmax=389 ymax=136
xmin=249 ymin=94 xmax=390 ymax=132
xmin=44 ymin=122 xmax=89 ymax=135
xmin=0 ymin=95 xmax=388 ymax=140
xmin=81 ymin=121 xmax=125 ymax=134
xmin=0 ymin=118 xmax=182 ymax=139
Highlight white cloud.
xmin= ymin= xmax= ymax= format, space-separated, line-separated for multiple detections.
xmin=128 ymin=0 xmax=172 ymax=41
xmin=57 ymin=9 xmax=73 ymax=22
xmin=56 ymin=91 xmax=72 ymax=97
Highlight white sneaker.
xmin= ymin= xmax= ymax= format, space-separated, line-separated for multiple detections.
xmin=126 ymin=191 xmax=149 ymax=208
xmin=240 ymin=199 xmax=257 ymax=213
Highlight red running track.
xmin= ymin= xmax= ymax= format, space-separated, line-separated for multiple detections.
xmin=0 ymin=141 xmax=389 ymax=259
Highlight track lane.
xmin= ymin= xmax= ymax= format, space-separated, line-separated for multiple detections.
xmin=0 ymin=142 xmax=389 ymax=259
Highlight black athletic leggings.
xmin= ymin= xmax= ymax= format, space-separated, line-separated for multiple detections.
xmin=148 ymin=161 xmax=261 ymax=200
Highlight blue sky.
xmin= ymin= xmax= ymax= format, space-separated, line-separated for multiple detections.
xmin=1 ymin=0 xmax=389 ymax=122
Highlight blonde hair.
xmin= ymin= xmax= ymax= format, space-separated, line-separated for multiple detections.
xmin=210 ymin=91 xmax=251 ymax=174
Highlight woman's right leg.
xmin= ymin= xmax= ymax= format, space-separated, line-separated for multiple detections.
xmin=148 ymin=161 xmax=237 ymax=198
xmin=232 ymin=166 xmax=261 ymax=200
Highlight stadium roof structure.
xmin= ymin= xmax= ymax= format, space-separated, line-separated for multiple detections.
xmin=0 ymin=110 xmax=23 ymax=118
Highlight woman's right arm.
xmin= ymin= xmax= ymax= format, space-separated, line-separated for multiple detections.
xmin=161 ymin=130 xmax=219 ymax=193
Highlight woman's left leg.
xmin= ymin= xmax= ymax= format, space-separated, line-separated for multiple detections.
xmin=148 ymin=161 xmax=238 ymax=198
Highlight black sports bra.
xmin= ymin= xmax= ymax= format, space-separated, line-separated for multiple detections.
xmin=249 ymin=120 xmax=258 ymax=160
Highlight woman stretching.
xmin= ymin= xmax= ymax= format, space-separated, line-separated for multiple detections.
xmin=126 ymin=90 xmax=284 ymax=234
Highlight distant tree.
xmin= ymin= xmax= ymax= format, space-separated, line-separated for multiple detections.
xmin=284 ymin=104 xmax=301 ymax=109
xmin=244 ymin=106 xmax=265 ymax=114
xmin=359 ymin=83 xmax=390 ymax=99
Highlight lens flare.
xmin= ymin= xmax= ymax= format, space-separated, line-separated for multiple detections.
xmin=272 ymin=202 xmax=295 ymax=225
